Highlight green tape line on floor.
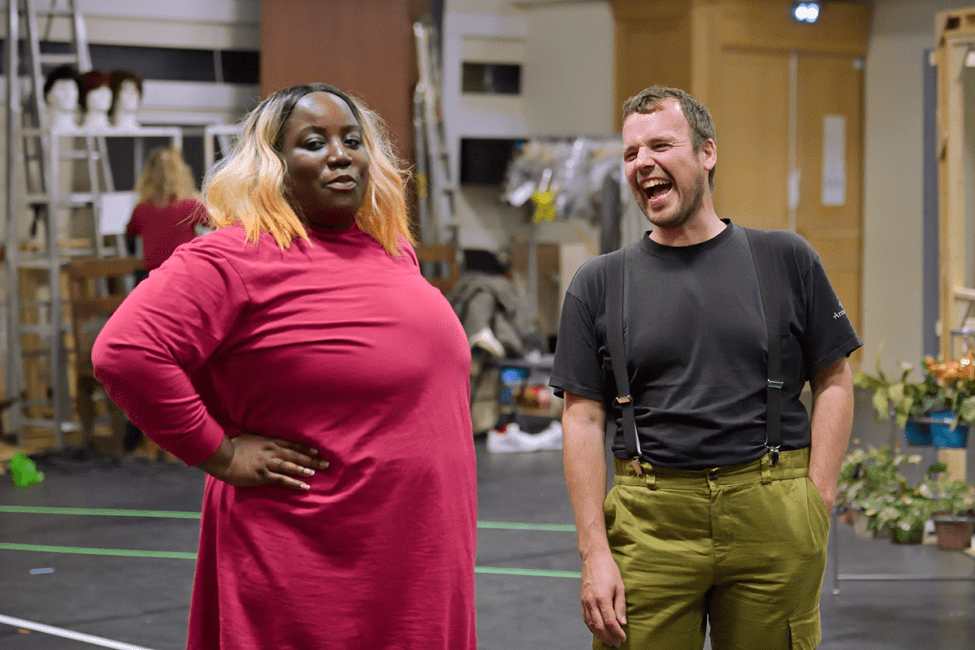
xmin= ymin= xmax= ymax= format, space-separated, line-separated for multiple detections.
xmin=0 ymin=543 xmax=581 ymax=578
xmin=0 ymin=506 xmax=576 ymax=532
xmin=478 ymin=521 xmax=576 ymax=532
xmin=0 ymin=542 xmax=196 ymax=560
xmin=475 ymin=566 xmax=582 ymax=579
xmin=0 ymin=505 xmax=201 ymax=519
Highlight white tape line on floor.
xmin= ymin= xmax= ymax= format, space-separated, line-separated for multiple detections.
xmin=0 ymin=614 xmax=158 ymax=650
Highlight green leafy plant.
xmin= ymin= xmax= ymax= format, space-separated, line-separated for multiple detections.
xmin=836 ymin=446 xmax=936 ymax=536
xmin=853 ymin=358 xmax=945 ymax=429
xmin=837 ymin=448 xmax=975 ymax=540
xmin=919 ymin=463 xmax=975 ymax=516
xmin=870 ymin=487 xmax=936 ymax=535
xmin=836 ymin=447 xmax=921 ymax=513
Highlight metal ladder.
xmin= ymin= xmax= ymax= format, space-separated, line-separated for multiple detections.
xmin=412 ymin=18 xmax=456 ymax=246
xmin=3 ymin=0 xmax=117 ymax=448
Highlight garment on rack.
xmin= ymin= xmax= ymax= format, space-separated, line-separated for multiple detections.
xmin=449 ymin=271 xmax=537 ymax=358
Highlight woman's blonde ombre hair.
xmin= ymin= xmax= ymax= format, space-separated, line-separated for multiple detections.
xmin=203 ymin=83 xmax=414 ymax=254
xmin=135 ymin=147 xmax=199 ymax=207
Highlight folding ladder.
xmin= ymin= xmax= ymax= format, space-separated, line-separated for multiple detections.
xmin=412 ymin=18 xmax=456 ymax=246
xmin=3 ymin=0 xmax=117 ymax=448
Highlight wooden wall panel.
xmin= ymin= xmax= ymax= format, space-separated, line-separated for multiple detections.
xmin=260 ymin=0 xmax=427 ymax=161
xmin=611 ymin=0 xmax=692 ymax=130
xmin=512 ymin=243 xmax=560 ymax=341
xmin=795 ymin=53 xmax=864 ymax=338
xmin=713 ymin=0 xmax=870 ymax=56
xmin=796 ymin=54 xmax=864 ymax=230
xmin=711 ymin=47 xmax=791 ymax=232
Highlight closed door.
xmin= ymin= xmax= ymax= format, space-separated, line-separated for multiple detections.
xmin=710 ymin=48 xmax=863 ymax=337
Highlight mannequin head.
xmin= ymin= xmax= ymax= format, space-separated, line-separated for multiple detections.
xmin=79 ymin=71 xmax=112 ymax=128
xmin=79 ymin=71 xmax=112 ymax=112
xmin=109 ymin=69 xmax=143 ymax=115
xmin=43 ymin=65 xmax=80 ymax=111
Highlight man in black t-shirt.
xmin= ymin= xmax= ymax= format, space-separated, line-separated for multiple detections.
xmin=550 ymin=86 xmax=861 ymax=650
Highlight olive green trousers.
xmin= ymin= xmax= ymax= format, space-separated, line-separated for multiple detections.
xmin=599 ymin=447 xmax=829 ymax=650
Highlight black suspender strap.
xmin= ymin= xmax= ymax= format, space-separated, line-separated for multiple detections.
xmin=745 ymin=228 xmax=783 ymax=467
xmin=604 ymin=248 xmax=643 ymax=476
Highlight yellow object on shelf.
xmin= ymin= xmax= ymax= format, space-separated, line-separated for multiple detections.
xmin=530 ymin=189 xmax=556 ymax=223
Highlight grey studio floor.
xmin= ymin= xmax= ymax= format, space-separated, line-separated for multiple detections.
xmin=2 ymin=391 xmax=975 ymax=650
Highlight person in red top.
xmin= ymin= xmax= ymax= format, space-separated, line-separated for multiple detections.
xmin=93 ymin=83 xmax=476 ymax=650
xmin=126 ymin=147 xmax=209 ymax=272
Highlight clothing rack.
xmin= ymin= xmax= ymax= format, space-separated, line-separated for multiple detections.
xmin=500 ymin=136 xmax=631 ymax=321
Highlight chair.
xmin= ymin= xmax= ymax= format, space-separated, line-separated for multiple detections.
xmin=414 ymin=243 xmax=460 ymax=294
xmin=67 ymin=257 xmax=144 ymax=457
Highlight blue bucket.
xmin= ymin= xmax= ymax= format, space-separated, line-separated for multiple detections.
xmin=929 ymin=411 xmax=969 ymax=448
xmin=904 ymin=420 xmax=933 ymax=445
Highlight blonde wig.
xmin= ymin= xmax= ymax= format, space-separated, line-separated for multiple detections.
xmin=203 ymin=83 xmax=413 ymax=254
xmin=135 ymin=147 xmax=199 ymax=207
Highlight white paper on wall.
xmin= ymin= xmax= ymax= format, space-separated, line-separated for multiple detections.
xmin=789 ymin=170 xmax=801 ymax=212
xmin=99 ymin=191 xmax=136 ymax=235
xmin=822 ymin=115 xmax=846 ymax=207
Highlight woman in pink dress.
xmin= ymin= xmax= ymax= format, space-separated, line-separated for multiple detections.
xmin=93 ymin=83 xmax=477 ymax=650
xmin=126 ymin=147 xmax=209 ymax=273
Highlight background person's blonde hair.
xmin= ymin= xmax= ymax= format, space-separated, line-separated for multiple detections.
xmin=135 ymin=147 xmax=199 ymax=207
xmin=203 ymin=83 xmax=414 ymax=254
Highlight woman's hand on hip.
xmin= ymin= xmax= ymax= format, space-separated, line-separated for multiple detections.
xmin=197 ymin=433 xmax=328 ymax=491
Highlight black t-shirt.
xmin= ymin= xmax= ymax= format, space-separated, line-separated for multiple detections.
xmin=550 ymin=221 xmax=862 ymax=470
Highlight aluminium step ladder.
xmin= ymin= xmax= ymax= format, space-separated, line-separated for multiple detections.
xmin=412 ymin=18 xmax=456 ymax=247
xmin=4 ymin=0 xmax=119 ymax=448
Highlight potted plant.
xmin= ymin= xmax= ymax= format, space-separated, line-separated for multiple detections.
xmin=836 ymin=449 xmax=871 ymax=534
xmin=853 ymin=358 xmax=945 ymax=432
xmin=854 ymin=352 xmax=975 ymax=447
xmin=922 ymin=354 xmax=975 ymax=446
xmin=920 ymin=463 xmax=975 ymax=550
xmin=836 ymin=447 xmax=923 ymax=539
xmin=878 ymin=488 xmax=936 ymax=544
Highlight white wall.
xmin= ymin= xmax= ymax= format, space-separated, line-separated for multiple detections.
xmin=521 ymin=3 xmax=615 ymax=138
xmin=862 ymin=0 xmax=960 ymax=374
xmin=443 ymin=1 xmax=614 ymax=253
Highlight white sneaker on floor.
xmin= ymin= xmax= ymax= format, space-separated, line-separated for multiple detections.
xmin=534 ymin=421 xmax=563 ymax=451
xmin=470 ymin=327 xmax=505 ymax=359
xmin=487 ymin=423 xmax=544 ymax=453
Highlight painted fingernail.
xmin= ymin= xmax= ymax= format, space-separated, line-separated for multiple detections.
xmin=304 ymin=468 xmax=315 ymax=476
xmin=321 ymin=461 xmax=330 ymax=469
xmin=300 ymin=483 xmax=310 ymax=490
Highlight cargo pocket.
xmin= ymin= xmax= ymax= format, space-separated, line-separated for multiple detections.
xmin=788 ymin=605 xmax=821 ymax=650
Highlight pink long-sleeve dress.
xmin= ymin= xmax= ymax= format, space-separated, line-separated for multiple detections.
xmin=92 ymin=223 xmax=477 ymax=650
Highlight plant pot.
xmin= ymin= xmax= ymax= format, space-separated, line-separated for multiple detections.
xmin=891 ymin=523 xmax=925 ymax=544
xmin=853 ymin=510 xmax=876 ymax=539
xmin=839 ymin=508 xmax=856 ymax=526
xmin=932 ymin=514 xmax=974 ymax=551
xmin=929 ymin=411 xmax=968 ymax=448
xmin=904 ymin=419 xmax=933 ymax=445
